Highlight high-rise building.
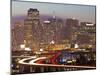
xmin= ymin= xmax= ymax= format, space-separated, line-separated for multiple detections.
xmin=42 ymin=17 xmax=64 ymax=44
xmin=24 ymin=8 xmax=40 ymax=51
xmin=12 ymin=22 xmax=24 ymax=51
xmin=56 ymin=19 xmax=64 ymax=43
xmin=42 ymin=20 xmax=52 ymax=44
xmin=66 ymin=18 xmax=79 ymax=45
xmin=77 ymin=22 xmax=96 ymax=46
xmin=12 ymin=28 xmax=17 ymax=51
xmin=42 ymin=14 xmax=57 ymax=44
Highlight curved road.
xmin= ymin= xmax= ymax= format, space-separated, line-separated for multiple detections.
xmin=18 ymin=56 xmax=96 ymax=69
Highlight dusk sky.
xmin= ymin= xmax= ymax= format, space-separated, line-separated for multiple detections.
xmin=12 ymin=1 xmax=96 ymax=23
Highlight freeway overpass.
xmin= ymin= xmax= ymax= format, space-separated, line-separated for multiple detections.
xmin=13 ymin=56 xmax=96 ymax=74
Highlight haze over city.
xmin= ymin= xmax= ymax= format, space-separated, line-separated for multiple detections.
xmin=11 ymin=1 xmax=96 ymax=74
xmin=12 ymin=1 xmax=96 ymax=24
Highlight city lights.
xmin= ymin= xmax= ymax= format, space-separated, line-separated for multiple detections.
xmin=50 ymin=40 xmax=55 ymax=44
xmin=44 ymin=20 xmax=51 ymax=23
xmin=25 ymin=47 xmax=31 ymax=51
xmin=40 ymin=48 xmax=44 ymax=52
xmin=20 ymin=44 xmax=25 ymax=49
xmin=86 ymin=23 xmax=94 ymax=26
xmin=11 ymin=1 xmax=96 ymax=74
xmin=74 ymin=44 xmax=79 ymax=48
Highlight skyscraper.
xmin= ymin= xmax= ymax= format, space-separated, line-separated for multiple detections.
xmin=12 ymin=22 xmax=24 ymax=51
xmin=77 ymin=22 xmax=96 ymax=46
xmin=24 ymin=8 xmax=40 ymax=51
xmin=66 ymin=18 xmax=79 ymax=44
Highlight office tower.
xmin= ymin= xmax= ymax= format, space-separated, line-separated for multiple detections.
xmin=24 ymin=8 xmax=40 ymax=51
xmin=42 ymin=20 xmax=52 ymax=44
xmin=66 ymin=18 xmax=79 ymax=46
xmin=77 ymin=22 xmax=96 ymax=48
xmin=12 ymin=22 xmax=24 ymax=51
xmin=56 ymin=19 xmax=64 ymax=44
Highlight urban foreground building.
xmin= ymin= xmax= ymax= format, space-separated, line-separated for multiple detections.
xmin=11 ymin=0 xmax=96 ymax=75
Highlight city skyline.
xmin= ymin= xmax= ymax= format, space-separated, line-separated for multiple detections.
xmin=11 ymin=1 xmax=96 ymax=74
xmin=12 ymin=1 xmax=96 ymax=24
xmin=12 ymin=8 xmax=96 ymax=50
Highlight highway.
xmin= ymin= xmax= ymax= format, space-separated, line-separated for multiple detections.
xmin=18 ymin=56 xmax=96 ymax=69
